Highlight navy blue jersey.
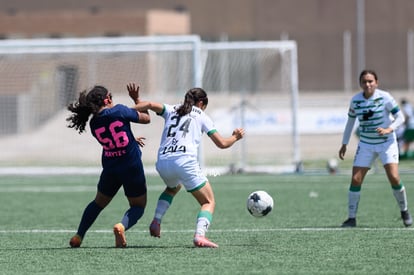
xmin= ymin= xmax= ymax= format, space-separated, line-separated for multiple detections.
xmin=90 ymin=104 xmax=141 ymax=169
xmin=90 ymin=104 xmax=146 ymax=197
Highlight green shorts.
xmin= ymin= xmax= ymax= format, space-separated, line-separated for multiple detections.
xmin=403 ymin=129 xmax=414 ymax=142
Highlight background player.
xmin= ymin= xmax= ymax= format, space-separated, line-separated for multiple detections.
xmin=339 ymin=70 xmax=412 ymax=227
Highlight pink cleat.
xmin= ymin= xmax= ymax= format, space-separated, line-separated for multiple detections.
xmin=193 ymin=234 xmax=218 ymax=248
xmin=149 ymin=219 xmax=161 ymax=238
xmin=113 ymin=223 xmax=127 ymax=248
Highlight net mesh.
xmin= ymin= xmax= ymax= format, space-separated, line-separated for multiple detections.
xmin=0 ymin=36 xmax=298 ymax=172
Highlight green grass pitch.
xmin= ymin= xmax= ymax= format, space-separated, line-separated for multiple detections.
xmin=1 ymin=172 xmax=414 ymax=274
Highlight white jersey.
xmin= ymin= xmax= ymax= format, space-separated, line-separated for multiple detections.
xmin=347 ymin=89 xmax=399 ymax=145
xmin=157 ymin=104 xmax=217 ymax=160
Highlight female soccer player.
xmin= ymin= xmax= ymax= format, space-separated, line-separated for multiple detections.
xmin=400 ymin=98 xmax=414 ymax=158
xmin=339 ymin=69 xmax=412 ymax=227
xmin=67 ymin=84 xmax=150 ymax=248
xmin=134 ymin=85 xmax=245 ymax=248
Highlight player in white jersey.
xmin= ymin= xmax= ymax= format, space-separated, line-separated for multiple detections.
xmin=339 ymin=70 xmax=412 ymax=227
xmin=134 ymin=85 xmax=245 ymax=247
xmin=400 ymin=98 xmax=414 ymax=157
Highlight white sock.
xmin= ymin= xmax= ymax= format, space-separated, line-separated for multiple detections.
xmin=393 ymin=186 xmax=408 ymax=212
xmin=154 ymin=199 xmax=171 ymax=221
xmin=195 ymin=217 xmax=210 ymax=236
xmin=348 ymin=191 xmax=361 ymax=218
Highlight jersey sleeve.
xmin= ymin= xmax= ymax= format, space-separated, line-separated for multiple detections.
xmin=342 ymin=98 xmax=357 ymax=145
xmin=124 ymin=106 xmax=139 ymax=122
xmin=201 ymin=112 xmax=216 ymax=135
xmin=159 ymin=104 xmax=173 ymax=119
xmin=111 ymin=104 xmax=139 ymax=122
xmin=384 ymin=92 xmax=399 ymax=115
xmin=341 ymin=116 xmax=356 ymax=145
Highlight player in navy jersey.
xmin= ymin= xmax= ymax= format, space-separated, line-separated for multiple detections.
xmin=134 ymin=86 xmax=245 ymax=248
xmin=66 ymin=84 xmax=150 ymax=248
xmin=339 ymin=70 xmax=412 ymax=227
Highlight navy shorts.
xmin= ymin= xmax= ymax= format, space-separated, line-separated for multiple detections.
xmin=97 ymin=165 xmax=147 ymax=198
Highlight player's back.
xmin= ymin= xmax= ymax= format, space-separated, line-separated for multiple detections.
xmin=90 ymin=104 xmax=142 ymax=168
xmin=158 ymin=104 xmax=213 ymax=160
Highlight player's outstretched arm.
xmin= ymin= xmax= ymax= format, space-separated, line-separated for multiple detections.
xmin=127 ymin=83 xmax=140 ymax=104
xmin=126 ymin=83 xmax=151 ymax=124
xmin=209 ymin=128 xmax=245 ymax=149
xmin=135 ymin=101 xmax=164 ymax=115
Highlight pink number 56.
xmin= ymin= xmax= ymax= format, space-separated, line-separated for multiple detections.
xmin=95 ymin=121 xmax=129 ymax=150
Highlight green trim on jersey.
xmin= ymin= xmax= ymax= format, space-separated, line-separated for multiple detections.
xmin=188 ymin=181 xmax=206 ymax=192
xmin=157 ymin=104 xmax=166 ymax=116
xmin=207 ymin=129 xmax=217 ymax=136
xmin=350 ymin=90 xmax=397 ymax=145
xmin=359 ymin=138 xmax=388 ymax=145
xmin=390 ymin=106 xmax=400 ymax=114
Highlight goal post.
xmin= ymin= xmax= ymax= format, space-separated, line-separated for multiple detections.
xmin=0 ymin=36 xmax=202 ymax=129
xmin=200 ymin=40 xmax=300 ymax=173
xmin=0 ymin=36 xmax=300 ymax=173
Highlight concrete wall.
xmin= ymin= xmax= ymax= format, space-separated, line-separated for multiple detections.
xmin=0 ymin=0 xmax=414 ymax=91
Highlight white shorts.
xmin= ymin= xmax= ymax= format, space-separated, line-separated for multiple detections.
xmin=155 ymin=157 xmax=208 ymax=192
xmin=353 ymin=140 xmax=399 ymax=167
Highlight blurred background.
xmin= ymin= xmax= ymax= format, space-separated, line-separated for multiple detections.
xmin=0 ymin=0 xmax=413 ymax=173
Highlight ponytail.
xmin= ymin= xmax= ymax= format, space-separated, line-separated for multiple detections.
xmin=66 ymin=85 xmax=109 ymax=133
xmin=176 ymin=88 xmax=208 ymax=116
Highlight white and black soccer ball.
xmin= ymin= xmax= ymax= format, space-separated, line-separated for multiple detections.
xmin=246 ymin=190 xmax=274 ymax=217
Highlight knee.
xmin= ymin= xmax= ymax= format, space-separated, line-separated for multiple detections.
xmin=204 ymin=197 xmax=216 ymax=208
xmin=388 ymin=176 xmax=401 ymax=186
xmin=165 ymin=185 xmax=181 ymax=196
xmin=95 ymin=192 xmax=112 ymax=208
xmin=128 ymin=194 xmax=147 ymax=208
xmin=351 ymin=177 xmax=363 ymax=186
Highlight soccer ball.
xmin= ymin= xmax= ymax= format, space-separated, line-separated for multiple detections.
xmin=246 ymin=190 xmax=274 ymax=217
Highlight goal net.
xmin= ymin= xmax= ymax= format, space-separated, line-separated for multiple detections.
xmin=0 ymin=36 xmax=299 ymax=173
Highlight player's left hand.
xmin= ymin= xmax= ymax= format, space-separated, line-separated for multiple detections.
xmin=232 ymin=128 xmax=245 ymax=140
xmin=376 ymin=127 xmax=392 ymax=136
xmin=127 ymin=83 xmax=140 ymax=104
xmin=135 ymin=136 xmax=146 ymax=147
xmin=338 ymin=144 xmax=347 ymax=160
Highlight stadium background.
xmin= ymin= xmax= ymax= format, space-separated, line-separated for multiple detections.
xmin=1 ymin=0 xmax=414 ymax=91
xmin=0 ymin=0 xmax=413 ymax=172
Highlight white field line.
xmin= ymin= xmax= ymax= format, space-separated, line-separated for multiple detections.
xmin=0 ymin=183 xmax=391 ymax=192
xmin=0 ymin=186 xmax=96 ymax=192
xmin=0 ymin=227 xmax=413 ymax=234
xmin=0 ymin=185 xmax=166 ymax=192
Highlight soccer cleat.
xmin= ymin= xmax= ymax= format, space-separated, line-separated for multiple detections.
xmin=69 ymin=234 xmax=82 ymax=248
xmin=341 ymin=218 xmax=356 ymax=228
xmin=193 ymin=235 xmax=219 ymax=248
xmin=149 ymin=219 xmax=161 ymax=238
xmin=113 ymin=223 xmax=127 ymax=248
xmin=401 ymin=210 xmax=413 ymax=227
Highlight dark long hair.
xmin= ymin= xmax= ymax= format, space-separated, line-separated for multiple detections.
xmin=66 ymin=85 xmax=108 ymax=134
xmin=176 ymin=87 xmax=208 ymax=116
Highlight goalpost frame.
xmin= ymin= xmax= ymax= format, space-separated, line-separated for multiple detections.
xmin=0 ymin=36 xmax=300 ymax=172
xmin=0 ymin=35 xmax=203 ymax=88
xmin=201 ymin=40 xmax=301 ymax=171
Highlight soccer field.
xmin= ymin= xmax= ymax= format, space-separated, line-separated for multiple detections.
xmin=1 ymin=173 xmax=414 ymax=274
